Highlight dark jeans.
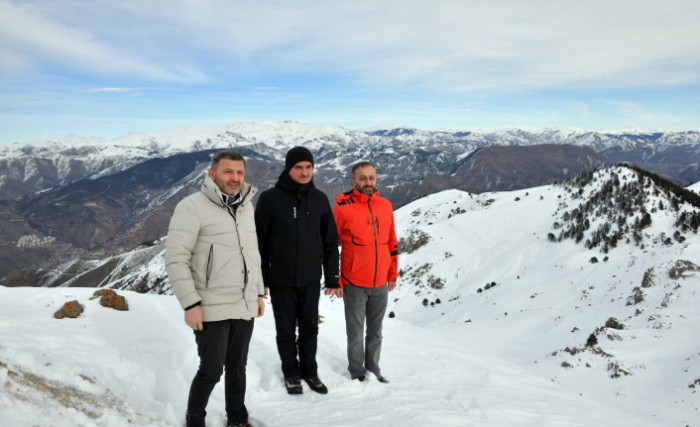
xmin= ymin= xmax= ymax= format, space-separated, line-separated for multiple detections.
xmin=186 ymin=318 xmax=254 ymax=426
xmin=343 ymin=284 xmax=388 ymax=378
xmin=269 ymin=284 xmax=321 ymax=378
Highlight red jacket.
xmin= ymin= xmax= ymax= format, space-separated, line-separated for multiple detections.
xmin=333 ymin=188 xmax=398 ymax=288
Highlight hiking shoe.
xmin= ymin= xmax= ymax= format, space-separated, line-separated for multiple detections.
xmin=303 ymin=375 xmax=328 ymax=394
xmin=352 ymin=375 xmax=366 ymax=382
xmin=285 ymin=376 xmax=303 ymax=394
xmin=369 ymin=370 xmax=389 ymax=383
xmin=375 ymin=374 xmax=390 ymax=383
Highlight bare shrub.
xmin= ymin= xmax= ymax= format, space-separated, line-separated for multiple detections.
xmin=669 ymin=259 xmax=700 ymax=279
xmin=605 ymin=317 xmax=625 ymax=330
xmin=626 ymin=287 xmax=644 ymax=305
xmin=398 ymin=229 xmax=431 ymax=254
xmin=608 ymin=362 xmax=630 ymax=378
xmin=641 ymin=267 xmax=655 ymax=288
xmin=427 ymin=275 xmax=445 ymax=290
xmin=586 ymin=334 xmax=598 ymax=347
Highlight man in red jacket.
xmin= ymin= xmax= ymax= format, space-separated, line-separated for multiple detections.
xmin=329 ymin=161 xmax=398 ymax=382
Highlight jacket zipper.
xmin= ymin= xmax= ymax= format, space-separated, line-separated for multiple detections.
xmin=223 ymin=192 xmax=250 ymax=312
xmin=368 ymin=196 xmax=378 ymax=287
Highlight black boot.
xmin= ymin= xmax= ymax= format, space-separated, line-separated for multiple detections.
xmin=285 ymin=376 xmax=303 ymax=394
xmin=303 ymin=375 xmax=328 ymax=394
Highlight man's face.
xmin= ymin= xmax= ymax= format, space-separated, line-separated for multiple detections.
xmin=208 ymin=158 xmax=245 ymax=196
xmin=351 ymin=165 xmax=377 ymax=195
xmin=288 ymin=161 xmax=314 ymax=185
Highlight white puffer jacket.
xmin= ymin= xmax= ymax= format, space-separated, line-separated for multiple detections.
xmin=165 ymin=175 xmax=263 ymax=321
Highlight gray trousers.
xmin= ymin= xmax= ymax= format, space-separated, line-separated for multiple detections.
xmin=343 ymin=284 xmax=388 ymax=378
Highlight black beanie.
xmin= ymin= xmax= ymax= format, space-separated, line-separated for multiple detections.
xmin=285 ymin=146 xmax=314 ymax=171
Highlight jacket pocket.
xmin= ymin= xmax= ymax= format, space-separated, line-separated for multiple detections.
xmin=205 ymin=244 xmax=214 ymax=288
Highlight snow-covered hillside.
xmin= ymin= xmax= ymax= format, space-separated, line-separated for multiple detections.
xmin=1 ymin=166 xmax=699 ymax=426
xmin=392 ymin=168 xmax=700 ymax=425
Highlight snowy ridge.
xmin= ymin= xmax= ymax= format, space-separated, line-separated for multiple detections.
xmin=2 ymin=121 xmax=699 ymax=199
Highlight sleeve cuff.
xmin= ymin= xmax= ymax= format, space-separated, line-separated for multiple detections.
xmin=184 ymin=301 xmax=202 ymax=311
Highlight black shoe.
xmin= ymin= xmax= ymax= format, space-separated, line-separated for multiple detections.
xmin=370 ymin=370 xmax=389 ymax=383
xmin=352 ymin=375 xmax=366 ymax=382
xmin=303 ymin=375 xmax=328 ymax=394
xmin=285 ymin=376 xmax=303 ymax=394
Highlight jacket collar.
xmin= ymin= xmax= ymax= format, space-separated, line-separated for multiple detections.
xmin=350 ymin=187 xmax=379 ymax=203
xmin=201 ymin=175 xmax=257 ymax=207
xmin=276 ymin=172 xmax=314 ymax=198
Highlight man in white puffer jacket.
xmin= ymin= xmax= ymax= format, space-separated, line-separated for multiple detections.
xmin=165 ymin=150 xmax=265 ymax=427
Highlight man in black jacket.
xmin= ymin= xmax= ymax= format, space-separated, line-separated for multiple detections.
xmin=255 ymin=146 xmax=340 ymax=395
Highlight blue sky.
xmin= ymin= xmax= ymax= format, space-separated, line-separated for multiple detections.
xmin=1 ymin=0 xmax=699 ymax=144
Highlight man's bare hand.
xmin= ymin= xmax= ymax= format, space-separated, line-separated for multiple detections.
xmin=324 ymin=288 xmax=343 ymax=298
xmin=185 ymin=305 xmax=204 ymax=330
xmin=257 ymin=297 xmax=265 ymax=317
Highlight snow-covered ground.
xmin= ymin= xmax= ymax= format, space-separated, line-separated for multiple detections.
xmin=1 ymin=170 xmax=698 ymax=426
xmin=0 ymin=287 xmax=661 ymax=427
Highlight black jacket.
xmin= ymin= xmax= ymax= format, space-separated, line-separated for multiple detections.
xmin=255 ymin=174 xmax=339 ymax=288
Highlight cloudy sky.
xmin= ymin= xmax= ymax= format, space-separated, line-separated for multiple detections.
xmin=1 ymin=0 xmax=699 ymax=144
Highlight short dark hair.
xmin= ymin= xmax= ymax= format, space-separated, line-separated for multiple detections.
xmin=351 ymin=161 xmax=375 ymax=176
xmin=211 ymin=150 xmax=246 ymax=169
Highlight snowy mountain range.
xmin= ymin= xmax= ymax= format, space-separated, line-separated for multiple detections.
xmin=1 ymin=164 xmax=698 ymax=426
xmin=2 ymin=121 xmax=700 ymax=201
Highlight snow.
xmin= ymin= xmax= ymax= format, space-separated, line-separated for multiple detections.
xmin=2 ymin=170 xmax=699 ymax=426
xmin=0 ymin=287 xmax=659 ymax=427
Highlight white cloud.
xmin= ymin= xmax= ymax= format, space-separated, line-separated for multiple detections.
xmin=2 ymin=0 xmax=699 ymax=91
xmin=87 ymin=87 xmax=135 ymax=93
xmin=144 ymin=0 xmax=700 ymax=90
xmin=0 ymin=1 xmax=204 ymax=81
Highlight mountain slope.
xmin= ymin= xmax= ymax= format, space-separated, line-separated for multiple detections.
xmin=392 ymin=166 xmax=700 ymax=424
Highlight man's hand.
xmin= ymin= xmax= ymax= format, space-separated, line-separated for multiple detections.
xmin=185 ymin=305 xmax=204 ymax=331
xmin=388 ymin=281 xmax=397 ymax=292
xmin=257 ymin=297 xmax=265 ymax=317
xmin=324 ymin=288 xmax=343 ymax=298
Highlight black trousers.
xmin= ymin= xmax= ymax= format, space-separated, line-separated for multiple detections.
xmin=186 ymin=318 xmax=254 ymax=426
xmin=269 ymin=284 xmax=320 ymax=378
